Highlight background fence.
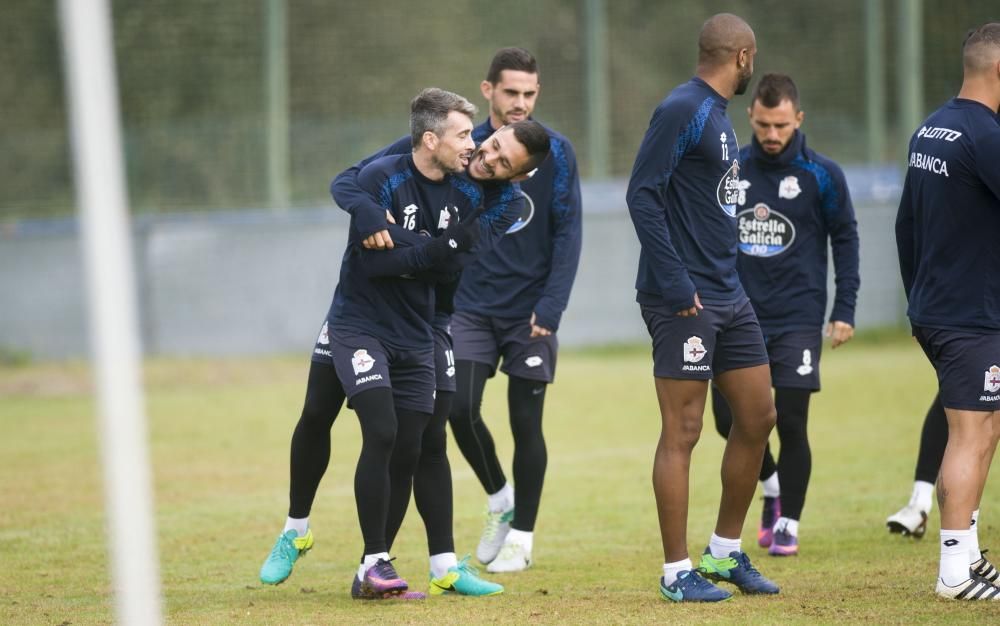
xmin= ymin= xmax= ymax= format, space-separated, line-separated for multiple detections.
xmin=1 ymin=0 xmax=995 ymax=358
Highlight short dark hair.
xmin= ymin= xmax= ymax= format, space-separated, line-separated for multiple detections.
xmin=963 ymin=22 xmax=1000 ymax=73
xmin=508 ymin=119 xmax=550 ymax=174
xmin=409 ymin=88 xmax=477 ymax=147
xmin=751 ymin=73 xmax=800 ymax=110
xmin=486 ymin=47 xmax=538 ymax=84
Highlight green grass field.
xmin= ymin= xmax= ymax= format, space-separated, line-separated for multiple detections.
xmin=2 ymin=332 xmax=998 ymax=624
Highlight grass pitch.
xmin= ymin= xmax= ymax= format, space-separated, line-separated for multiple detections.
xmin=1 ymin=332 xmax=998 ymax=624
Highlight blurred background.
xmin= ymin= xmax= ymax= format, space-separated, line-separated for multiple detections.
xmin=1 ymin=0 xmax=996 ymax=360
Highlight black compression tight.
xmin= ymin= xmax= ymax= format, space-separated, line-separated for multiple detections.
xmin=914 ymin=393 xmax=948 ymax=484
xmin=288 ymin=361 xmax=347 ymax=519
xmin=507 ymin=375 xmax=548 ymax=532
xmin=449 ymin=362 xmax=549 ymax=532
xmin=449 ymin=361 xmax=507 ymax=493
xmin=352 ymin=388 xmax=430 ymax=555
xmin=385 ymin=391 xmax=455 ymax=556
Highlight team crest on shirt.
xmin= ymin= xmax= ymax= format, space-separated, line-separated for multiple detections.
xmin=683 ymin=336 xmax=707 ymax=363
xmin=736 ymin=203 xmax=796 ymax=257
xmin=778 ymin=176 xmax=801 ymax=199
xmin=985 ymin=365 xmax=1000 ymax=393
xmin=506 ymin=190 xmax=536 ymax=234
xmin=437 ymin=205 xmax=458 ymax=230
xmin=352 ymin=349 xmax=375 ymax=375
xmin=717 ymin=160 xmax=741 ymax=217
xmin=316 ymin=321 xmax=330 ymax=345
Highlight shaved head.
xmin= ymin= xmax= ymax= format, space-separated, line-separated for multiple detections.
xmin=698 ymin=13 xmax=756 ymax=66
xmin=963 ymin=22 xmax=1000 ymax=74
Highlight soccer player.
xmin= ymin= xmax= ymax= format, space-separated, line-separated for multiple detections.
xmin=626 ymin=13 xmax=780 ymax=602
xmin=710 ymin=73 xmax=860 ymax=557
xmin=894 ymin=22 xmax=1000 ymax=600
xmin=886 ymin=394 xmax=947 ymax=539
xmin=446 ymin=46 xmax=582 ymax=574
xmin=329 ymin=118 xmax=550 ymax=590
xmin=257 ymin=88 xmax=540 ymax=599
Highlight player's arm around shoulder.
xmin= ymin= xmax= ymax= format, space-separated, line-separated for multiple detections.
xmin=331 ymin=135 xmax=413 ymax=249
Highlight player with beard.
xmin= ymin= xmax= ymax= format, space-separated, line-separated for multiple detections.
xmin=258 ymin=88 xmax=547 ymax=599
xmin=626 ymin=13 xmax=779 ymax=602
xmin=710 ymin=73 xmax=860 ymax=558
xmin=895 ymin=22 xmax=1000 ymax=600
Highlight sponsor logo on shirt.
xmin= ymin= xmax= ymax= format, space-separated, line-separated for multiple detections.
xmin=683 ymin=336 xmax=707 ymax=363
xmin=506 ymin=190 xmax=535 ymax=234
xmin=352 ymin=349 xmax=375 ymax=375
xmin=717 ymin=160 xmax=741 ymax=217
xmin=734 ymin=179 xmax=752 ymax=206
xmin=356 ymin=373 xmax=383 ymax=385
xmin=737 ymin=203 xmax=796 ymax=257
xmin=778 ymin=176 xmax=801 ymax=199
xmin=908 ymin=152 xmax=949 ymax=177
xmin=917 ymin=126 xmax=962 ymax=142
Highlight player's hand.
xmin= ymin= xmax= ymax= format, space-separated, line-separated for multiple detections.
xmin=361 ymin=211 xmax=396 ymax=250
xmin=530 ymin=312 xmax=552 ymax=337
xmin=825 ymin=320 xmax=854 ymax=349
xmin=676 ymin=292 xmax=703 ymax=317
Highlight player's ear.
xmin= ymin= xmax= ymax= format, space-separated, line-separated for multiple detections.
xmin=796 ymin=110 xmax=805 ymax=126
xmin=480 ymin=80 xmax=493 ymax=101
xmin=422 ymin=130 xmax=439 ymax=151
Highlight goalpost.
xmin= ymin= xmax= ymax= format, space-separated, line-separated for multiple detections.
xmin=58 ymin=0 xmax=164 ymax=623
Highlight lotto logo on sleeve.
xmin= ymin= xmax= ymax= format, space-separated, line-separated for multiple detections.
xmin=352 ymin=349 xmax=375 ymax=375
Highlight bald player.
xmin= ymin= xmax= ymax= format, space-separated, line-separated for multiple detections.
xmin=895 ymin=22 xmax=1000 ymax=600
xmin=626 ymin=13 xmax=779 ymax=602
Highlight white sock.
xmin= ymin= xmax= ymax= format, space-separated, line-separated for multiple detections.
xmin=910 ymin=481 xmax=934 ymax=513
xmin=774 ymin=517 xmax=799 ymax=537
xmin=283 ymin=516 xmax=309 ymax=537
xmin=358 ymin=552 xmax=390 ymax=581
xmin=969 ymin=509 xmax=981 ymax=564
xmin=939 ymin=529 xmax=972 ymax=587
xmin=429 ymin=552 xmax=457 ymax=579
xmin=663 ymin=558 xmax=693 ymax=586
xmin=761 ymin=472 xmax=780 ymax=498
xmin=709 ymin=533 xmax=741 ymax=559
xmin=488 ymin=483 xmax=515 ymax=513
xmin=505 ymin=529 xmax=533 ymax=553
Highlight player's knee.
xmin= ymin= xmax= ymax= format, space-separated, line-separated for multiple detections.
xmin=661 ymin=415 xmax=703 ymax=451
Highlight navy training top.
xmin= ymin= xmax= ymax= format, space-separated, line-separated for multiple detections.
xmin=626 ymin=77 xmax=746 ymax=312
xmin=895 ymin=99 xmax=1000 ymax=332
xmin=326 ymin=153 xmax=483 ymax=350
xmin=451 ymin=119 xmax=583 ymax=332
xmin=734 ymin=131 xmax=860 ymax=333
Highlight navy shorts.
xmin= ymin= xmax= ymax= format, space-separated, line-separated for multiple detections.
xmin=640 ymin=296 xmax=769 ymax=379
xmin=451 ymin=311 xmax=558 ymax=383
xmin=311 ymin=321 xmax=436 ymax=414
xmin=913 ymin=326 xmax=1000 ymax=412
xmin=434 ymin=323 xmax=457 ymax=393
xmin=765 ymin=330 xmax=822 ymax=391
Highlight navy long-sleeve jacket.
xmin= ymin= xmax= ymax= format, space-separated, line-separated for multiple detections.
xmin=733 ymin=131 xmax=860 ymax=332
xmin=452 ymin=119 xmax=583 ymax=332
xmin=626 ymin=77 xmax=746 ymax=312
xmin=895 ymin=99 xmax=1000 ymax=331
xmin=327 ymin=154 xmax=484 ymax=350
